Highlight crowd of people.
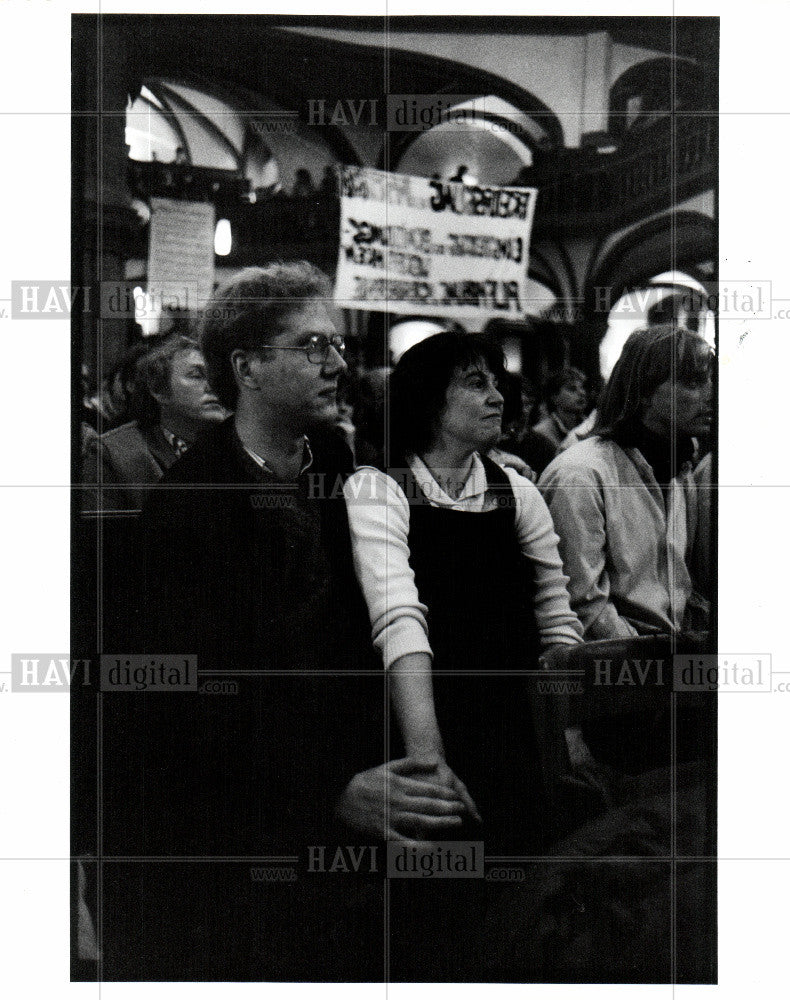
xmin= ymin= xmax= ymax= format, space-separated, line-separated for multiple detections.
xmin=80 ymin=260 xmax=714 ymax=981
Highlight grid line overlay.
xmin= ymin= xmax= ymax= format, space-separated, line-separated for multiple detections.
xmin=62 ymin=11 xmax=721 ymax=988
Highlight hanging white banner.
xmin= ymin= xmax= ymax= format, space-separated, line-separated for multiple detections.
xmin=334 ymin=166 xmax=537 ymax=323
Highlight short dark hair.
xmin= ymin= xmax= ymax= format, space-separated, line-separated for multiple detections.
xmin=199 ymin=262 xmax=333 ymax=409
xmin=542 ymin=366 xmax=587 ymax=412
xmin=594 ymin=324 xmax=713 ymax=443
xmin=389 ymin=331 xmax=506 ymax=459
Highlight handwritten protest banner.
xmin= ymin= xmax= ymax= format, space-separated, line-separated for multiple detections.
xmin=334 ymin=166 xmax=537 ymax=323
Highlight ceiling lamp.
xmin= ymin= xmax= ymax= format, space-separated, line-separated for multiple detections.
xmin=214 ymin=218 xmax=232 ymax=257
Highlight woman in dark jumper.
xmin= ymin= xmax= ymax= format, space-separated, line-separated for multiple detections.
xmin=344 ymin=332 xmax=582 ymax=853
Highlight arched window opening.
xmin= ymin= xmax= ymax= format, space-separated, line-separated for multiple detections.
xmin=600 ymin=269 xmax=714 ymax=380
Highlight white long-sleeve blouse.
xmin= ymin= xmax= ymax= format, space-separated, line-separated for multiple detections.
xmin=343 ymin=453 xmax=583 ymax=669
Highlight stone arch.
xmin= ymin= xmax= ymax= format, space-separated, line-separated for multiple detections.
xmin=585 ymin=210 xmax=715 ymax=320
xmin=608 ymin=56 xmax=715 ymax=137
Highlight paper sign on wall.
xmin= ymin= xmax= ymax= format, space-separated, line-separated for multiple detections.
xmin=148 ymin=198 xmax=216 ymax=315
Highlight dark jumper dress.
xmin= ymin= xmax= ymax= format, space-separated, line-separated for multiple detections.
xmin=393 ymin=453 xmax=548 ymax=854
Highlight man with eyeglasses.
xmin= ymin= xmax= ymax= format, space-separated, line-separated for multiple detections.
xmin=102 ymin=262 xmax=463 ymax=980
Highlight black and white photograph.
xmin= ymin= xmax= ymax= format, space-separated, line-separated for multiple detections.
xmin=0 ymin=1 xmax=788 ymax=996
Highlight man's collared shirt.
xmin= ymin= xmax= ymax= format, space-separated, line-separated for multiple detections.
xmin=241 ymin=436 xmax=314 ymax=480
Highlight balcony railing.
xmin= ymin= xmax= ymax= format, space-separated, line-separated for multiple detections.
xmin=126 ymin=115 xmax=715 ymax=261
xmin=531 ymin=115 xmax=716 ymax=232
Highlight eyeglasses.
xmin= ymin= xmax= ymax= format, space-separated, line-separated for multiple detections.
xmin=259 ymin=333 xmax=346 ymax=366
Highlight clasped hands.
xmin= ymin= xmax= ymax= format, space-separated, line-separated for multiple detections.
xmin=335 ymin=754 xmax=481 ymax=845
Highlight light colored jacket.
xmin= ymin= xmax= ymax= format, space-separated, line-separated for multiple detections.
xmin=538 ymin=436 xmax=701 ymax=640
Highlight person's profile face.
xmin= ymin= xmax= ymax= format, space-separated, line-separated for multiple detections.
xmin=554 ymin=378 xmax=587 ymax=418
xmin=252 ymin=301 xmax=347 ymax=429
xmin=640 ymin=369 xmax=713 ymax=439
xmin=434 ymin=361 xmax=504 ymax=453
xmin=167 ymin=348 xmax=225 ymax=425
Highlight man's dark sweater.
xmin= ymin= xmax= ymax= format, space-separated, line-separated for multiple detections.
xmin=103 ymin=418 xmax=383 ymax=859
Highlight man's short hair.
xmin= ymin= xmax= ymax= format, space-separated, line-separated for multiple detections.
xmin=593 ymin=323 xmax=714 ymax=443
xmin=199 ymin=262 xmax=333 ymax=409
xmin=542 ymin=367 xmax=587 ymax=412
xmin=389 ymin=331 xmax=506 ymax=460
